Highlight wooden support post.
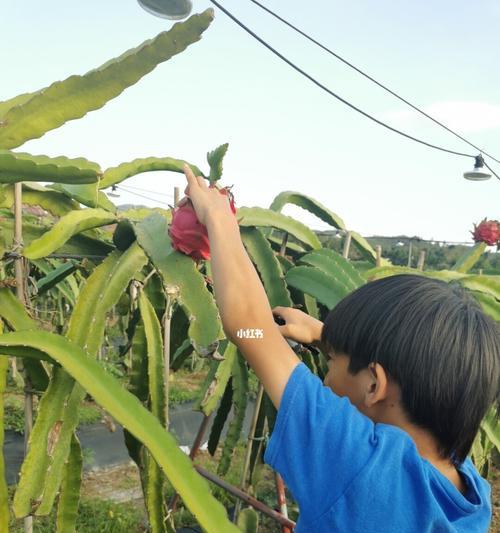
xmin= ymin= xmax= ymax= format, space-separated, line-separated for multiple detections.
xmin=375 ymin=245 xmax=382 ymax=267
xmin=234 ymin=383 xmax=265 ymax=519
xmin=162 ymin=285 xmax=178 ymax=428
xmin=168 ymin=413 xmax=213 ymax=513
xmin=407 ymin=240 xmax=413 ymax=268
xmin=417 ymin=250 xmax=426 ymax=271
xmin=342 ymin=231 xmax=352 ymax=259
xmin=174 ymin=186 xmax=180 ymax=207
xmin=14 ymin=183 xmax=33 ymax=533
xmin=275 ymin=472 xmax=293 ymax=533
xmin=279 ymin=232 xmax=289 ymax=256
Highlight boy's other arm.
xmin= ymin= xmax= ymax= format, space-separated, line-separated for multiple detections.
xmin=206 ymin=210 xmax=300 ymax=408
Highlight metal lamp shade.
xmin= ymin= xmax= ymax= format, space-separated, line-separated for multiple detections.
xmin=464 ymin=155 xmax=492 ymax=181
xmin=137 ymin=0 xmax=193 ymax=20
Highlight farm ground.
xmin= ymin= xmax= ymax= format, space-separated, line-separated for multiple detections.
xmin=80 ymin=462 xmax=500 ymax=532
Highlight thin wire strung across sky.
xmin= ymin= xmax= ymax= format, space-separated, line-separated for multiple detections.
xmin=208 ymin=0 xmax=500 ymax=176
xmin=114 ymin=185 xmax=483 ymax=247
xmin=116 ymin=185 xmax=174 ymax=206
xmin=248 ymin=0 xmax=500 ymax=166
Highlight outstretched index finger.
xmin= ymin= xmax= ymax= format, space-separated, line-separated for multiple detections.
xmin=183 ymin=164 xmax=198 ymax=190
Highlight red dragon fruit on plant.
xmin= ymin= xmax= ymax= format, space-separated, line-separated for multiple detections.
xmin=471 ymin=219 xmax=500 ymax=246
xmin=168 ymin=183 xmax=237 ymax=261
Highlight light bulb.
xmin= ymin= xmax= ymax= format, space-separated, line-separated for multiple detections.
xmin=137 ymin=0 xmax=193 ymax=20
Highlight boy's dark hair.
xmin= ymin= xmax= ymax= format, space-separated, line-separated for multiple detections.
xmin=320 ymin=274 xmax=499 ymax=463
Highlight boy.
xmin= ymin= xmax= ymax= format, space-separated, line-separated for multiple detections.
xmin=183 ymin=165 xmax=499 ymax=532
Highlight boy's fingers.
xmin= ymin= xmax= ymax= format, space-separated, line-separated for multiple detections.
xmin=183 ymin=164 xmax=198 ymax=189
xmin=196 ymin=174 xmax=208 ymax=189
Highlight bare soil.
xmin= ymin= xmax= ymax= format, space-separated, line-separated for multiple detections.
xmin=81 ymin=462 xmax=500 ymax=532
xmin=81 ymin=462 xmax=144 ymax=507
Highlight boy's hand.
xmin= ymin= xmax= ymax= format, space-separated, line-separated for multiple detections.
xmin=183 ymin=164 xmax=234 ymax=225
xmin=272 ymin=306 xmax=324 ymax=345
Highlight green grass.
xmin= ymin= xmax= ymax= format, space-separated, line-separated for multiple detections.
xmin=8 ymin=497 xmax=145 ymax=532
xmin=3 ymin=394 xmax=102 ymax=433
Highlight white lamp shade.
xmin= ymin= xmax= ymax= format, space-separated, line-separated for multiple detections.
xmin=463 ymin=166 xmax=492 ymax=181
xmin=137 ymin=0 xmax=192 ymax=20
xmin=463 ymin=155 xmax=492 ymax=181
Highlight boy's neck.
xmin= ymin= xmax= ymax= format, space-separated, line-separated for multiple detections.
xmin=376 ymin=406 xmax=467 ymax=495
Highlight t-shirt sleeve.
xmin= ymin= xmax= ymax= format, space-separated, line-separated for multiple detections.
xmin=264 ymin=362 xmax=377 ymax=522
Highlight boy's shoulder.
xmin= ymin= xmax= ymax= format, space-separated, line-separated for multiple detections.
xmin=265 ymin=363 xmax=492 ymax=532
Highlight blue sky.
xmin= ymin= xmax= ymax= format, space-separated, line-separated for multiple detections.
xmin=2 ymin=0 xmax=499 ymax=242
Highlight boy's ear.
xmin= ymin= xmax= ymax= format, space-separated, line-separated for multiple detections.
xmin=362 ymin=362 xmax=389 ymax=407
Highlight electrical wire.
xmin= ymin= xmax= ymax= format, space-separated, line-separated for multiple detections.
xmin=120 ymin=183 xmax=176 ymax=198
xmin=248 ymin=0 xmax=500 ymax=165
xmin=483 ymin=160 xmax=500 ymax=181
xmin=209 ymin=0 xmax=486 ymax=160
xmin=116 ymin=185 xmax=173 ymax=206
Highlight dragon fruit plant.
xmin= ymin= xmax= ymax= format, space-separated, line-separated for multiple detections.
xmin=471 ymin=219 xmax=500 ymax=247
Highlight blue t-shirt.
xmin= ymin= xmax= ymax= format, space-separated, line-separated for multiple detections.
xmin=264 ymin=363 xmax=491 ymax=532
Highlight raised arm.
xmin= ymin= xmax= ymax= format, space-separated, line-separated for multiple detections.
xmin=183 ymin=165 xmax=300 ymax=408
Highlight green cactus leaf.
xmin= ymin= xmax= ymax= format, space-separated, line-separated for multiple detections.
xmin=0 ymin=287 xmax=37 ymax=330
xmin=207 ymin=379 xmax=233 ymax=455
xmin=117 ymin=207 xmax=172 ymax=223
xmin=0 ymin=90 xmax=40 ymax=119
xmin=35 ymin=261 xmax=79 ymax=297
xmin=285 ymin=266 xmax=350 ymax=309
xmin=0 ymin=149 xmax=101 ymax=184
xmin=171 ymin=337 xmax=194 ymax=372
xmin=13 ymin=245 xmax=147 ymax=516
xmin=237 ymin=508 xmax=260 ymax=533
xmin=0 ymin=331 xmax=239 ymax=533
xmin=37 ymin=245 xmax=149 ymax=514
xmin=268 ymin=234 xmax=306 ymax=255
xmin=139 ymin=291 xmax=166 ymax=426
xmin=452 ymin=242 xmax=487 ymax=273
xmin=31 ymin=259 xmax=79 ymax=306
xmin=0 ymin=11 xmax=214 ymax=150
xmin=55 ymin=434 xmax=82 ymax=533
xmin=198 ymin=341 xmax=236 ymax=416
xmin=299 ymin=248 xmax=365 ymax=291
xmin=0 ymin=288 xmax=49 ymax=391
xmin=0 ymin=183 xmax=80 ymax=216
xmin=23 ymin=208 xmax=117 ymax=260
xmin=0 ymin=218 xmax=113 ymax=258
xmin=481 ymin=408 xmax=500 ymax=450
xmin=349 ymin=231 xmax=381 ymax=263
xmin=218 ymin=352 xmax=248 ymax=476
xmin=135 ymin=213 xmax=224 ymax=354
xmin=113 ymin=219 xmax=137 ymax=251
xmin=240 ymin=226 xmax=292 ymax=308
xmin=237 ymin=207 xmax=321 ymax=250
xmin=269 ymin=190 xmax=346 ymax=230
xmin=207 ymin=143 xmax=229 ymax=182
xmin=0 ymin=354 xmax=8 ymax=531
xmin=363 ymin=265 xmax=466 ymax=282
xmin=458 ymin=275 xmax=500 ymax=301
xmin=276 ymin=254 xmax=294 ymax=273
xmin=99 ymin=157 xmax=205 ymax=189
xmin=145 ymin=450 xmax=167 ymax=533
xmin=124 ymin=322 xmax=149 ymax=469
xmin=470 ymin=291 xmax=500 ymax=321
xmin=303 ymin=293 xmax=320 ymax=319
xmin=129 ymin=322 xmax=150 ymax=404
xmin=49 ymin=183 xmax=117 ymax=211
xmin=12 ymin=366 xmax=76 ymax=517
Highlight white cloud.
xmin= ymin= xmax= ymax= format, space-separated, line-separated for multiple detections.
xmin=383 ymin=101 xmax=500 ymax=133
